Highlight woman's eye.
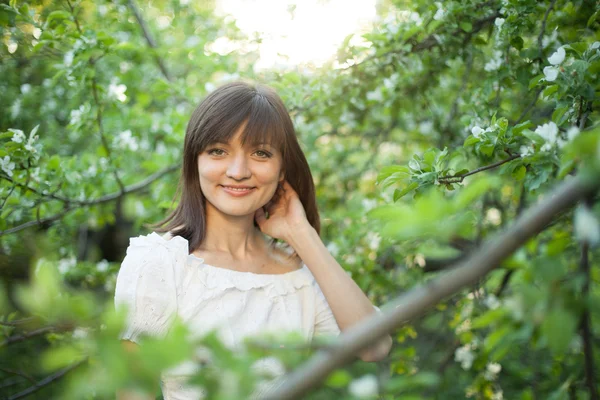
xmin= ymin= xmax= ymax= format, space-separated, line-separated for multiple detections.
xmin=207 ymin=148 xmax=225 ymax=156
xmin=254 ymin=150 xmax=272 ymax=158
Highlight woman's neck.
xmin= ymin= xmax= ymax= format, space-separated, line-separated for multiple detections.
xmin=200 ymin=208 xmax=268 ymax=260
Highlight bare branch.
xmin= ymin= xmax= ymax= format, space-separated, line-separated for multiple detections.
xmin=264 ymin=172 xmax=600 ymax=399
xmin=127 ymin=0 xmax=173 ymax=82
xmin=437 ymin=154 xmax=521 ymax=184
xmin=0 ymin=164 xmax=179 ymax=237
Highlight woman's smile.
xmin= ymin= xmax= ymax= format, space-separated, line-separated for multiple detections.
xmin=220 ymin=185 xmax=256 ymax=196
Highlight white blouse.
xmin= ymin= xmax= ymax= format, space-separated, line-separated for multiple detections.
xmin=114 ymin=232 xmax=356 ymax=399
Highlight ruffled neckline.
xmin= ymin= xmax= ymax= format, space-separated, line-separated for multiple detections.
xmin=188 ymin=254 xmax=307 ymax=278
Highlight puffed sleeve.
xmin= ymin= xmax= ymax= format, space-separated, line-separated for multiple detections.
xmin=313 ymin=279 xmax=383 ymax=337
xmin=114 ymin=232 xmax=187 ymax=344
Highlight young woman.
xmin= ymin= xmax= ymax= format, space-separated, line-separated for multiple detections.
xmin=114 ymin=81 xmax=392 ymax=399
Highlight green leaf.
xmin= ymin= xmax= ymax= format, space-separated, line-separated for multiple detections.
xmin=512 ymin=165 xmax=526 ymax=181
xmin=541 ymin=308 xmax=577 ymax=354
xmin=464 ymin=136 xmax=480 ymax=147
xmin=46 ymin=10 xmax=71 ymax=27
xmin=529 ymin=74 xmax=544 ymax=90
xmin=460 ymin=22 xmax=472 ymax=32
xmin=543 ymin=85 xmax=558 ymax=98
xmin=393 ymin=182 xmax=419 ymax=201
xmin=325 ymin=369 xmax=352 ymax=388
xmin=588 ymin=10 xmax=599 ymax=27
xmin=510 ymin=36 xmax=524 ymax=50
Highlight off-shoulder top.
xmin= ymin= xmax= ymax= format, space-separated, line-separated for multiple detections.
xmin=114 ymin=232 xmax=370 ymax=399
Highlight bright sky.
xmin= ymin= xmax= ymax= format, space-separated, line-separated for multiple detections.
xmin=213 ymin=0 xmax=377 ymax=70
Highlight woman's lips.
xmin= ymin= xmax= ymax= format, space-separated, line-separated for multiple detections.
xmin=220 ymin=185 xmax=256 ymax=197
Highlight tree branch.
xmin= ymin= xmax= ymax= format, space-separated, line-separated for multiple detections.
xmin=127 ymin=0 xmax=173 ymax=82
xmin=263 ymin=171 xmax=600 ymax=399
xmin=5 ymin=359 xmax=87 ymax=400
xmin=0 ymin=326 xmax=57 ymax=347
xmin=0 ymin=164 xmax=179 ymax=237
xmin=437 ymin=154 xmax=521 ymax=184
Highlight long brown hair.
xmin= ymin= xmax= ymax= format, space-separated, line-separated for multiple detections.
xmin=155 ymin=81 xmax=320 ymax=253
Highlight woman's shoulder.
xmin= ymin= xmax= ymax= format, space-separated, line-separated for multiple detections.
xmin=126 ymin=231 xmax=189 ymax=256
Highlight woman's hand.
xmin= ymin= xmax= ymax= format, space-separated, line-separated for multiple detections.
xmin=254 ymin=180 xmax=309 ymax=243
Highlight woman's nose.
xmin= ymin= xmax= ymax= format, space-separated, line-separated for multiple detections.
xmin=226 ymin=153 xmax=251 ymax=180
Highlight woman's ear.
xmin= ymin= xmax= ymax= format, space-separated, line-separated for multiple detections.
xmin=279 ymin=169 xmax=285 ymax=182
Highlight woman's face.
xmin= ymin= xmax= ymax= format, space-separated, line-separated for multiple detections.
xmin=197 ymin=124 xmax=284 ymax=219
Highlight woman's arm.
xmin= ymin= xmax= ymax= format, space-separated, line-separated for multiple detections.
xmin=287 ymin=223 xmax=393 ymax=362
xmin=255 ymin=181 xmax=393 ymax=362
xmin=116 ymin=341 xmax=156 ymax=400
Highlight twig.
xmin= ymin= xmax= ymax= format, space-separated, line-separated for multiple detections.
xmin=0 ymin=164 xmax=179 ymax=237
xmin=0 ymin=367 xmax=36 ymax=384
xmin=537 ymin=0 xmax=558 ymax=57
xmin=0 ymin=326 xmax=57 ymax=347
xmin=90 ymin=77 xmax=126 ymax=194
xmin=6 ymin=358 xmax=87 ymax=400
xmin=0 ymin=317 xmax=40 ymax=327
xmin=263 ymin=171 xmax=600 ymax=399
xmin=127 ymin=0 xmax=173 ymax=82
xmin=437 ymin=154 xmax=521 ymax=184
xmin=65 ymin=0 xmax=83 ymax=34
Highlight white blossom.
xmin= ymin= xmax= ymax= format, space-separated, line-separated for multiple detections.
xmin=10 ymin=129 xmax=26 ymax=143
xmin=484 ymin=51 xmax=503 ymax=71
xmin=72 ymin=327 xmax=89 ymax=339
xmin=327 ymin=242 xmax=340 ymax=257
xmin=96 ymin=259 xmax=109 ymax=272
xmin=433 ymin=3 xmax=446 ymax=21
xmin=519 ymin=145 xmax=534 ymax=157
xmin=566 ymin=126 xmax=580 ymax=142
xmin=33 ymin=28 xmax=42 ymax=39
xmin=484 ymin=294 xmax=501 ymax=310
xmin=0 ymin=156 xmax=15 ymax=177
xmin=20 ymin=84 xmax=32 ymax=94
xmin=574 ymin=204 xmax=600 ymax=245
xmin=108 ymin=79 xmax=127 ymax=102
xmin=494 ymin=18 xmax=505 ymax=29
xmin=64 ymin=50 xmax=74 ymax=67
xmin=471 ymin=126 xmax=484 ymax=138
xmin=348 ymin=374 xmax=378 ymax=398
xmin=24 ymin=125 xmax=39 ymax=153
xmin=543 ymin=66 xmax=559 ymax=82
xmin=58 ymin=256 xmax=77 ymax=275
xmin=362 ymin=198 xmax=377 ymax=212
xmin=455 ymin=344 xmax=475 ymax=370
xmin=366 ymin=232 xmax=381 ymax=250
xmin=492 ymin=390 xmax=504 ymax=400
xmin=534 ymin=121 xmax=558 ymax=151
xmin=7 ymin=41 xmax=18 ymax=54
xmin=70 ymin=105 xmax=87 ymax=125
xmin=548 ymin=47 xmax=565 ymax=65
xmin=366 ymin=88 xmax=383 ymax=102
xmin=114 ymin=129 xmax=139 ymax=151
xmin=419 ymin=121 xmax=433 ymax=134
xmin=484 ymin=362 xmax=502 ymax=381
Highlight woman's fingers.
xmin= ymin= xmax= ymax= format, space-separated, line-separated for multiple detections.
xmin=254 ymin=206 xmax=267 ymax=225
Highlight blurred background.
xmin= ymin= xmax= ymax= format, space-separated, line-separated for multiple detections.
xmin=1 ymin=0 xmax=599 ymax=399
